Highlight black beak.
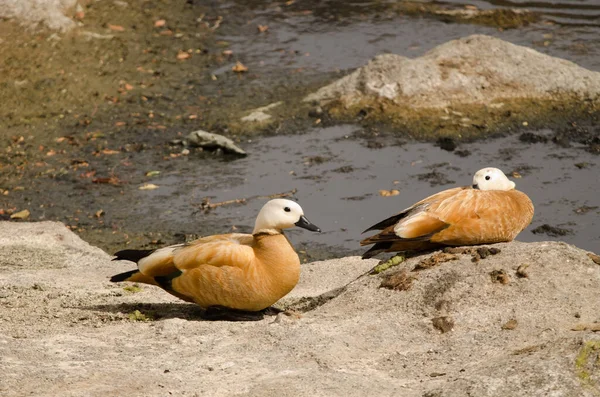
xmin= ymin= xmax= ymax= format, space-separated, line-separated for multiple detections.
xmin=472 ymin=184 xmax=479 ymax=189
xmin=295 ymin=216 xmax=321 ymax=232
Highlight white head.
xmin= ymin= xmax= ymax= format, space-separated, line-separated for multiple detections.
xmin=472 ymin=167 xmax=516 ymax=191
xmin=253 ymin=199 xmax=321 ymax=234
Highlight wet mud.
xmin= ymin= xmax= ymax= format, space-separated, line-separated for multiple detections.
xmin=1 ymin=0 xmax=599 ymax=258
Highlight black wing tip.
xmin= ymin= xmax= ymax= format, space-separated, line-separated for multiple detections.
xmin=361 ymin=242 xmax=392 ymax=259
xmin=155 ymin=270 xmax=183 ymax=291
xmin=110 ymin=269 xmax=138 ymax=283
xmin=113 ymin=249 xmax=155 ymax=263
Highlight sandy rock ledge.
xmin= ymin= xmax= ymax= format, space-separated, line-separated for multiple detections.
xmin=1 ymin=221 xmax=599 ymax=396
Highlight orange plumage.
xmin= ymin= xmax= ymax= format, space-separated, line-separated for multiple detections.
xmin=361 ymin=168 xmax=534 ymax=258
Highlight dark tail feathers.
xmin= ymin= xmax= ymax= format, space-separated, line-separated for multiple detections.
xmin=361 ymin=242 xmax=392 ymax=259
xmin=112 ymin=249 xmax=155 ymax=263
xmin=110 ymin=269 xmax=139 ymax=282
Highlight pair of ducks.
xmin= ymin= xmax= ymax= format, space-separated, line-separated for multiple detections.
xmin=111 ymin=167 xmax=534 ymax=317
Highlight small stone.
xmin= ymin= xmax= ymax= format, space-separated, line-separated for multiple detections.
xmin=502 ymin=319 xmax=518 ymax=330
xmin=516 ymin=264 xmax=529 ymax=278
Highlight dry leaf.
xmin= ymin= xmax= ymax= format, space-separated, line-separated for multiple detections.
xmin=139 ymin=183 xmax=159 ymax=190
xmin=511 ymin=171 xmax=522 ymax=178
xmin=102 ymin=149 xmax=120 ymax=155
xmin=92 ymin=177 xmax=121 ymax=185
xmin=145 ymin=170 xmax=161 ymax=177
xmin=232 ymin=61 xmax=248 ymax=73
xmin=379 ymin=189 xmax=400 ymax=197
xmin=108 ymin=24 xmax=125 ymax=32
xmin=177 ymin=51 xmax=191 ymax=60
xmin=114 ymin=121 xmax=126 ymax=127
xmin=223 ymin=50 xmax=233 ymax=56
xmin=10 ymin=209 xmax=30 ymax=220
xmin=154 ymin=19 xmax=166 ymax=27
xmin=257 ymin=24 xmax=269 ymax=33
xmin=95 ymin=209 xmax=104 ymax=218
xmin=124 ymin=84 xmax=134 ymax=91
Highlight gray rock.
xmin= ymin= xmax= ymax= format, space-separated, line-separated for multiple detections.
xmin=1 ymin=221 xmax=599 ymax=396
xmin=186 ymin=130 xmax=247 ymax=156
xmin=304 ymin=34 xmax=600 ymax=109
xmin=241 ymin=101 xmax=283 ymax=123
xmin=0 ymin=0 xmax=79 ymax=31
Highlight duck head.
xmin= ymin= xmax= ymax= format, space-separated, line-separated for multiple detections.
xmin=253 ymin=199 xmax=321 ymax=234
xmin=472 ymin=167 xmax=516 ymax=191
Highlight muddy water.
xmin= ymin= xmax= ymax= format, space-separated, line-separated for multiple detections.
xmin=141 ymin=126 xmax=599 ymax=254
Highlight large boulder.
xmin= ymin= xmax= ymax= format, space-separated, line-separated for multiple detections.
xmin=305 ymin=35 xmax=600 ymax=136
xmin=1 ymin=221 xmax=599 ymax=396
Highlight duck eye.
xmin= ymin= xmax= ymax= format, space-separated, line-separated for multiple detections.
xmin=284 ymin=207 xmax=291 ymax=212
xmin=485 ymin=176 xmax=491 ymax=180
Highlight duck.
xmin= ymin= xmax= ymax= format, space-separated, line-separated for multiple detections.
xmin=110 ymin=199 xmax=321 ymax=316
xmin=360 ymin=167 xmax=534 ymax=259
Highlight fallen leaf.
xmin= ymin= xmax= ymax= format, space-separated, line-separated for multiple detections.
xmin=92 ymin=177 xmax=121 ymax=185
xmin=588 ymin=253 xmax=600 ymax=265
xmin=511 ymin=171 xmax=522 ymax=178
xmin=114 ymin=121 xmax=126 ymax=127
xmin=379 ymin=189 xmax=400 ymax=197
xmin=257 ymin=24 xmax=269 ymax=33
xmin=102 ymin=149 xmax=120 ymax=155
xmin=46 ymin=150 xmax=57 ymax=156
xmin=139 ymin=183 xmax=159 ymax=190
xmin=124 ymin=84 xmax=134 ymax=91
xmin=232 ymin=61 xmax=248 ymax=73
xmin=95 ymin=209 xmax=104 ymax=218
xmin=177 ymin=51 xmax=191 ymax=60
xmin=10 ymin=209 xmax=30 ymax=220
xmin=223 ymin=50 xmax=233 ymax=56
xmin=108 ymin=24 xmax=125 ymax=32
xmin=145 ymin=170 xmax=160 ymax=177
xmin=154 ymin=19 xmax=166 ymax=27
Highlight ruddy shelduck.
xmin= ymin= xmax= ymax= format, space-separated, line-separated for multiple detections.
xmin=111 ymin=199 xmax=321 ymax=314
xmin=361 ymin=167 xmax=534 ymax=258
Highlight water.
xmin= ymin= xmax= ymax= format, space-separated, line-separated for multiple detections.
xmin=135 ymin=0 xmax=600 ymax=255
xmin=140 ymin=125 xmax=599 ymax=254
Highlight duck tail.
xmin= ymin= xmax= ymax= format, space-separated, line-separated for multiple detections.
xmin=112 ymin=249 xmax=156 ymax=263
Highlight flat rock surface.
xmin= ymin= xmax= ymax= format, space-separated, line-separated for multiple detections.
xmin=1 ymin=221 xmax=600 ymax=396
xmin=305 ymin=34 xmax=600 ymax=109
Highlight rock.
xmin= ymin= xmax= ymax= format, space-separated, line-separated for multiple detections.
xmin=1 ymin=222 xmax=600 ymax=396
xmin=531 ymin=224 xmax=574 ymax=237
xmin=185 ymin=130 xmax=247 ymax=156
xmin=0 ymin=0 xmax=79 ymax=31
xmin=240 ymin=101 xmax=282 ymax=123
xmin=304 ymin=35 xmax=600 ymax=136
xmin=305 ymin=35 xmax=600 ymax=108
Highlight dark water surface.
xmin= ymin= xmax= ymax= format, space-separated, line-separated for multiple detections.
xmin=138 ymin=126 xmax=599 ymax=253
xmin=189 ymin=0 xmax=600 ymax=254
